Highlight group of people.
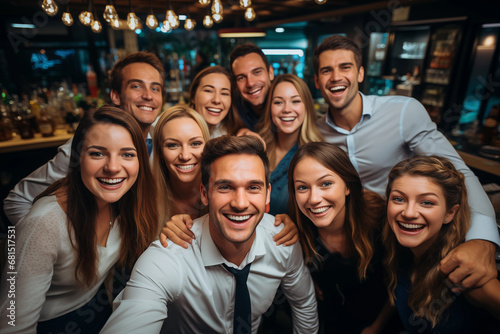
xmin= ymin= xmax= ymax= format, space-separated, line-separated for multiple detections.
xmin=1 ymin=35 xmax=499 ymax=334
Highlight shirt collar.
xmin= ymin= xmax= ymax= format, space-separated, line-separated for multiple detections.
xmin=199 ymin=214 xmax=267 ymax=269
xmin=325 ymin=92 xmax=372 ymax=133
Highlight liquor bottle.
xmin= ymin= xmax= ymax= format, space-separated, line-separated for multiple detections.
xmin=38 ymin=106 xmax=54 ymax=137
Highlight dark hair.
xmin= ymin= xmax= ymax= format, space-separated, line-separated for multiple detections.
xmin=288 ymin=142 xmax=376 ymax=278
xmin=229 ymin=43 xmax=270 ymax=74
xmin=313 ymin=35 xmax=362 ymax=74
xmin=201 ymin=135 xmax=270 ymax=189
xmin=109 ymin=51 xmax=166 ymax=103
xmin=36 ymin=105 xmax=158 ymax=286
xmin=189 ymin=65 xmax=245 ymax=135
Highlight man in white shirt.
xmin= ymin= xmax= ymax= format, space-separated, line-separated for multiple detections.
xmin=3 ymin=52 xmax=165 ymax=224
xmin=101 ymin=135 xmax=318 ymax=334
xmin=313 ymin=35 xmax=499 ymax=290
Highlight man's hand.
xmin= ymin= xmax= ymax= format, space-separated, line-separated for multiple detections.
xmin=440 ymin=239 xmax=497 ymax=291
xmin=273 ymin=214 xmax=299 ymax=246
xmin=159 ymin=214 xmax=195 ymax=248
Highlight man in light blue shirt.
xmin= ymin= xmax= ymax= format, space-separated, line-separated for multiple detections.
xmin=101 ymin=136 xmax=318 ymax=333
xmin=314 ymin=35 xmax=499 ymax=289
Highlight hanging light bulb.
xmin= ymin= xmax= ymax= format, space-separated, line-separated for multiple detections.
xmin=202 ymin=14 xmax=213 ymax=28
xmin=199 ymin=0 xmax=210 ymax=5
xmin=184 ymin=18 xmax=196 ymax=31
xmin=240 ymin=0 xmax=251 ymax=8
xmin=315 ymin=0 xmax=327 ymax=4
xmin=212 ymin=13 xmax=223 ymax=23
xmin=211 ymin=0 xmax=223 ymax=15
xmin=103 ymin=4 xmax=118 ymax=23
xmin=62 ymin=8 xmax=74 ymax=26
xmin=91 ymin=19 xmax=102 ymax=33
xmin=146 ymin=14 xmax=158 ymax=29
xmin=166 ymin=10 xmax=179 ymax=29
xmin=127 ymin=12 xmax=140 ymax=30
xmin=42 ymin=0 xmax=58 ymax=16
xmin=79 ymin=11 xmax=94 ymax=26
xmin=244 ymin=7 xmax=255 ymax=21
xmin=161 ymin=20 xmax=171 ymax=33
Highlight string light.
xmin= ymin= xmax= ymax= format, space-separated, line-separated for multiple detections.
xmin=203 ymin=14 xmax=213 ymax=28
xmin=103 ymin=2 xmax=118 ymax=23
xmin=62 ymin=4 xmax=74 ymax=26
xmin=161 ymin=20 xmax=171 ymax=33
xmin=79 ymin=11 xmax=93 ymax=26
xmin=240 ymin=0 xmax=251 ymax=8
xmin=211 ymin=0 xmax=223 ymax=15
xmin=315 ymin=0 xmax=327 ymax=4
xmin=91 ymin=19 xmax=102 ymax=33
xmin=212 ymin=13 xmax=223 ymax=23
xmin=184 ymin=18 xmax=196 ymax=31
xmin=145 ymin=0 xmax=158 ymax=29
xmin=244 ymin=7 xmax=256 ymax=21
xmin=42 ymin=0 xmax=58 ymax=16
xmin=199 ymin=0 xmax=210 ymax=5
xmin=127 ymin=0 xmax=140 ymax=31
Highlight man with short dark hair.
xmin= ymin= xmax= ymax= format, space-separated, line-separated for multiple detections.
xmin=314 ymin=35 xmax=499 ymax=290
xmin=101 ymin=135 xmax=318 ymax=334
xmin=4 ymin=51 xmax=165 ymax=224
xmin=230 ymin=44 xmax=274 ymax=130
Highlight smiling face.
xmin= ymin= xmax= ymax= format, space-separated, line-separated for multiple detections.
xmin=110 ymin=62 xmax=163 ymax=130
xmin=161 ymin=117 xmax=205 ymax=185
xmin=192 ymin=73 xmax=232 ymax=129
xmin=232 ymin=52 xmax=274 ymax=113
xmin=271 ymin=81 xmax=306 ymax=136
xmin=387 ymin=175 xmax=458 ymax=258
xmin=201 ymin=153 xmax=270 ymax=248
xmin=293 ymin=157 xmax=349 ymax=231
xmin=80 ymin=123 xmax=139 ymax=209
xmin=314 ymin=49 xmax=364 ymax=112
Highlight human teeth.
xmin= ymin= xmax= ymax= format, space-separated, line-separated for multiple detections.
xmin=177 ymin=164 xmax=195 ymax=170
xmin=281 ymin=117 xmax=296 ymax=122
xmin=399 ymin=222 xmax=423 ymax=229
xmin=139 ymin=106 xmax=153 ymax=111
xmin=248 ymin=88 xmax=261 ymax=95
xmin=227 ymin=214 xmax=251 ymax=221
xmin=330 ymin=86 xmax=346 ymax=92
xmin=99 ymin=178 xmax=124 ymax=184
xmin=310 ymin=207 xmax=329 ymax=214
xmin=206 ymin=108 xmax=222 ymax=113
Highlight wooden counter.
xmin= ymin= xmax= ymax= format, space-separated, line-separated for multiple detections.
xmin=0 ymin=130 xmax=73 ymax=154
xmin=457 ymin=150 xmax=500 ymax=178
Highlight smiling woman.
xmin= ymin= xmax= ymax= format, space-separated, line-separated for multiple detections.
xmin=0 ymin=106 xmax=159 ymax=334
xmin=152 ymin=105 xmax=211 ymax=224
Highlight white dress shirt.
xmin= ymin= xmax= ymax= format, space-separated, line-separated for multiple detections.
xmin=317 ymin=93 xmax=500 ymax=246
xmin=101 ymin=213 xmax=318 ymax=334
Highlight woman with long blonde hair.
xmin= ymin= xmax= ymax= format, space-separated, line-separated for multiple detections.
xmin=152 ymin=105 xmax=211 ymax=225
xmin=383 ymin=155 xmax=500 ymax=332
xmin=257 ymin=74 xmax=323 ymax=215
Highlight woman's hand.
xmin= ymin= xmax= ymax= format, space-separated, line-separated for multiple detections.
xmin=273 ymin=214 xmax=299 ymax=246
xmin=159 ymin=214 xmax=195 ymax=248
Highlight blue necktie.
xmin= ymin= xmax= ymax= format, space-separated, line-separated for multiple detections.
xmin=223 ymin=263 xmax=252 ymax=334
xmin=146 ymin=138 xmax=153 ymax=156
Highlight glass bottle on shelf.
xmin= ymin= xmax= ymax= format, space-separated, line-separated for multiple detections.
xmin=38 ymin=105 xmax=55 ymax=137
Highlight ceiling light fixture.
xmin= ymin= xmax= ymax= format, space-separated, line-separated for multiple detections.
xmin=203 ymin=14 xmax=213 ymax=28
xmin=127 ymin=0 xmax=140 ymax=31
xmin=244 ymin=7 xmax=256 ymax=21
xmin=42 ymin=0 xmax=58 ymax=17
xmin=240 ymin=0 xmax=251 ymax=8
xmin=145 ymin=0 xmax=158 ymax=29
xmin=103 ymin=1 xmax=118 ymax=23
xmin=62 ymin=5 xmax=74 ymax=26
xmin=315 ymin=0 xmax=327 ymax=4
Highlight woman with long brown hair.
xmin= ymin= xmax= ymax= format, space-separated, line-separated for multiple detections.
xmin=0 ymin=106 xmax=158 ymax=333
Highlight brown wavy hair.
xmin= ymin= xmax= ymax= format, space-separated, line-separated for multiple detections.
xmin=36 ymin=105 xmax=159 ymax=286
xmin=256 ymin=74 xmax=324 ymax=170
xmin=288 ymin=142 xmax=378 ymax=279
xmin=382 ymin=155 xmax=470 ymax=327
xmin=189 ymin=65 xmax=245 ymax=136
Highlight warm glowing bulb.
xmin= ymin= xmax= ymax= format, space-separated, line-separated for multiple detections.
xmin=199 ymin=0 xmax=210 ymax=5
xmin=203 ymin=15 xmax=213 ymax=28
xmin=315 ymin=0 xmax=327 ymax=3
xmin=111 ymin=18 xmax=121 ymax=29
xmin=42 ymin=0 xmax=58 ymax=16
xmin=212 ymin=13 xmax=223 ymax=23
xmin=91 ymin=20 xmax=102 ymax=33
xmin=62 ymin=12 xmax=74 ymax=26
xmin=240 ymin=0 xmax=251 ymax=8
xmin=166 ymin=10 xmax=179 ymax=29
xmin=146 ymin=14 xmax=158 ymax=29
xmin=244 ymin=7 xmax=256 ymax=21
xmin=127 ymin=12 xmax=140 ymax=30
xmin=79 ymin=11 xmax=94 ymax=26
xmin=184 ymin=19 xmax=196 ymax=31
xmin=161 ymin=20 xmax=171 ymax=33
xmin=103 ymin=5 xmax=118 ymax=23
xmin=211 ymin=0 xmax=223 ymax=15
